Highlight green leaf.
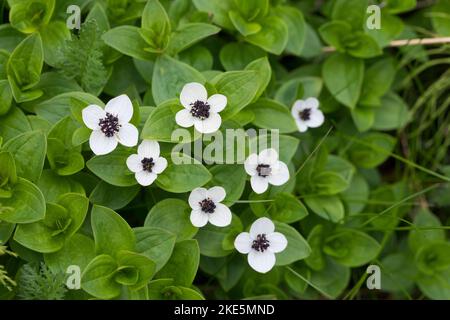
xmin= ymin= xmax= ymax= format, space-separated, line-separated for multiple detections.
xmin=323 ymin=53 xmax=364 ymax=109
xmin=35 ymin=91 xmax=103 ymax=124
xmin=300 ymin=23 xmax=323 ymax=58
xmin=192 ymin=0 xmax=235 ymax=30
xmin=351 ymin=106 xmax=374 ymax=132
xmin=86 ymin=147 xmax=137 ymax=187
xmin=332 ymin=0 xmax=369 ymax=30
xmin=305 ymin=225 xmax=326 ymax=271
xmin=0 ymin=178 xmax=45 ymax=224
xmin=341 ymin=173 xmax=370 ymax=215
xmin=324 ymin=228 xmax=380 ymax=267
xmin=0 ymin=24 xmax=25 ymax=52
xmin=408 ymin=209 xmax=445 ymax=253
xmin=81 ymin=254 xmax=121 ymax=299
xmin=144 ymin=198 xmax=198 ymax=241
xmin=102 ymin=26 xmax=154 ymax=60
xmin=248 ymin=98 xmax=297 ymax=133
xmin=211 ymin=70 xmax=260 ymax=119
xmin=274 ymin=222 xmax=311 ymax=266
xmin=380 ymin=252 xmax=417 ymax=292
xmin=431 ymin=0 xmax=450 ymax=36
xmin=116 ymin=250 xmax=156 ymax=290
xmin=40 ymin=21 xmax=71 ymax=67
xmin=36 ymin=169 xmax=85 ymax=203
xmin=319 ymin=21 xmax=352 ymax=51
xmin=372 ymin=93 xmax=411 ymax=130
xmin=179 ymin=45 xmax=213 ymax=72
xmin=0 ymin=151 xmax=17 ymax=188
xmin=312 ymin=171 xmax=349 ymax=195
xmin=0 ymin=221 xmax=15 ymax=245
xmin=91 ymin=205 xmax=136 ymax=257
xmin=0 ymin=80 xmax=13 ymax=116
xmin=9 ymin=0 xmax=55 ymax=33
xmin=417 ymin=268 xmax=450 ymax=300
xmin=220 ymin=42 xmax=266 ymax=71
xmin=152 ymin=54 xmax=205 ymax=105
xmin=385 ymin=0 xmax=417 ymax=14
xmin=347 ymin=132 xmax=396 ymax=168
xmin=346 ymin=33 xmax=382 ymax=58
xmin=365 ymin=12 xmax=404 ymax=47
xmin=140 ymin=0 xmax=171 ymax=52
xmin=134 ymin=227 xmax=176 ymax=272
xmin=245 ymin=57 xmax=272 ymax=102
xmin=304 ymin=195 xmax=344 ymax=223
xmin=415 ymin=242 xmax=450 ymax=275
xmin=141 ymin=100 xmax=199 ymax=143
xmin=208 ymin=164 xmax=247 ymax=206
xmin=360 ymin=58 xmax=396 ymax=107
xmin=167 ymin=23 xmax=220 ymax=55
xmin=155 ymin=239 xmax=200 ymax=286
xmin=275 ymin=77 xmax=323 ymax=106
xmin=14 ymin=193 xmax=89 ymax=253
xmin=47 ymin=139 xmax=85 ymax=176
xmin=274 ymin=6 xmax=306 ymax=56
xmin=3 ymin=131 xmax=46 ymax=183
xmin=0 ymin=106 xmax=31 ymax=142
xmin=308 ymin=257 xmax=350 ymax=299
xmin=250 ymin=192 xmax=308 ymax=224
xmin=45 ymin=233 xmax=96 ymax=274
xmin=156 ymin=153 xmax=212 ymax=193
xmin=195 ymin=213 xmax=242 ymax=257
xmin=245 ymin=16 xmax=288 ymax=55
xmin=90 ymin=181 xmax=140 ymax=211
xmin=7 ymin=33 xmax=44 ymax=102
xmin=229 ymin=11 xmax=261 ymax=36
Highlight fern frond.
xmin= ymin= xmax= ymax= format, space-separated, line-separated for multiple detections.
xmin=17 ymin=262 xmax=67 ymax=300
xmin=57 ymin=19 xmax=108 ymax=95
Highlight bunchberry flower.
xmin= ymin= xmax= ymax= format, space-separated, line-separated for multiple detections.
xmin=82 ymin=94 xmax=138 ymax=155
xmin=291 ymin=97 xmax=324 ymax=132
xmin=234 ymin=217 xmax=287 ymax=273
xmin=244 ymin=148 xmax=290 ymax=194
xmin=175 ymin=82 xmax=227 ymax=134
xmin=188 ymin=186 xmax=232 ymax=228
xmin=126 ymin=140 xmax=168 ymax=186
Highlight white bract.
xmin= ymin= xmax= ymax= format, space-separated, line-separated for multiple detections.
xmin=188 ymin=186 xmax=232 ymax=228
xmin=82 ymin=94 xmax=138 ymax=155
xmin=126 ymin=140 xmax=168 ymax=186
xmin=244 ymin=148 xmax=290 ymax=194
xmin=234 ymin=217 xmax=288 ymax=273
xmin=175 ymin=82 xmax=227 ymax=134
xmin=291 ymin=97 xmax=324 ymax=132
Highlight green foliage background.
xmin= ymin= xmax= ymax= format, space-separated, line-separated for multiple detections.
xmin=0 ymin=0 xmax=449 ymax=300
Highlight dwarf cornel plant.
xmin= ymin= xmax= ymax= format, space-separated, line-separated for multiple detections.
xmin=0 ymin=0 xmax=449 ymax=300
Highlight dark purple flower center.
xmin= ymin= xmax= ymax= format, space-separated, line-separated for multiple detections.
xmin=252 ymin=234 xmax=270 ymax=252
xmin=190 ymin=100 xmax=210 ymax=120
xmin=199 ymin=198 xmax=216 ymax=213
xmin=99 ymin=113 xmax=121 ymax=137
xmin=141 ymin=157 xmax=155 ymax=172
xmin=256 ymin=164 xmax=271 ymax=177
xmin=299 ymin=108 xmax=311 ymax=121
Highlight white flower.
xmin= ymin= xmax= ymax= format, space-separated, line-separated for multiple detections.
xmin=188 ymin=186 xmax=232 ymax=228
xmin=244 ymin=148 xmax=290 ymax=194
xmin=175 ymin=82 xmax=227 ymax=134
xmin=234 ymin=217 xmax=287 ymax=273
xmin=126 ymin=140 xmax=168 ymax=186
xmin=291 ymin=97 xmax=324 ymax=132
xmin=82 ymin=94 xmax=139 ymax=155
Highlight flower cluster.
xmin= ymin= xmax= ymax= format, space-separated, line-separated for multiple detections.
xmin=81 ymin=83 xmax=325 ymax=273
